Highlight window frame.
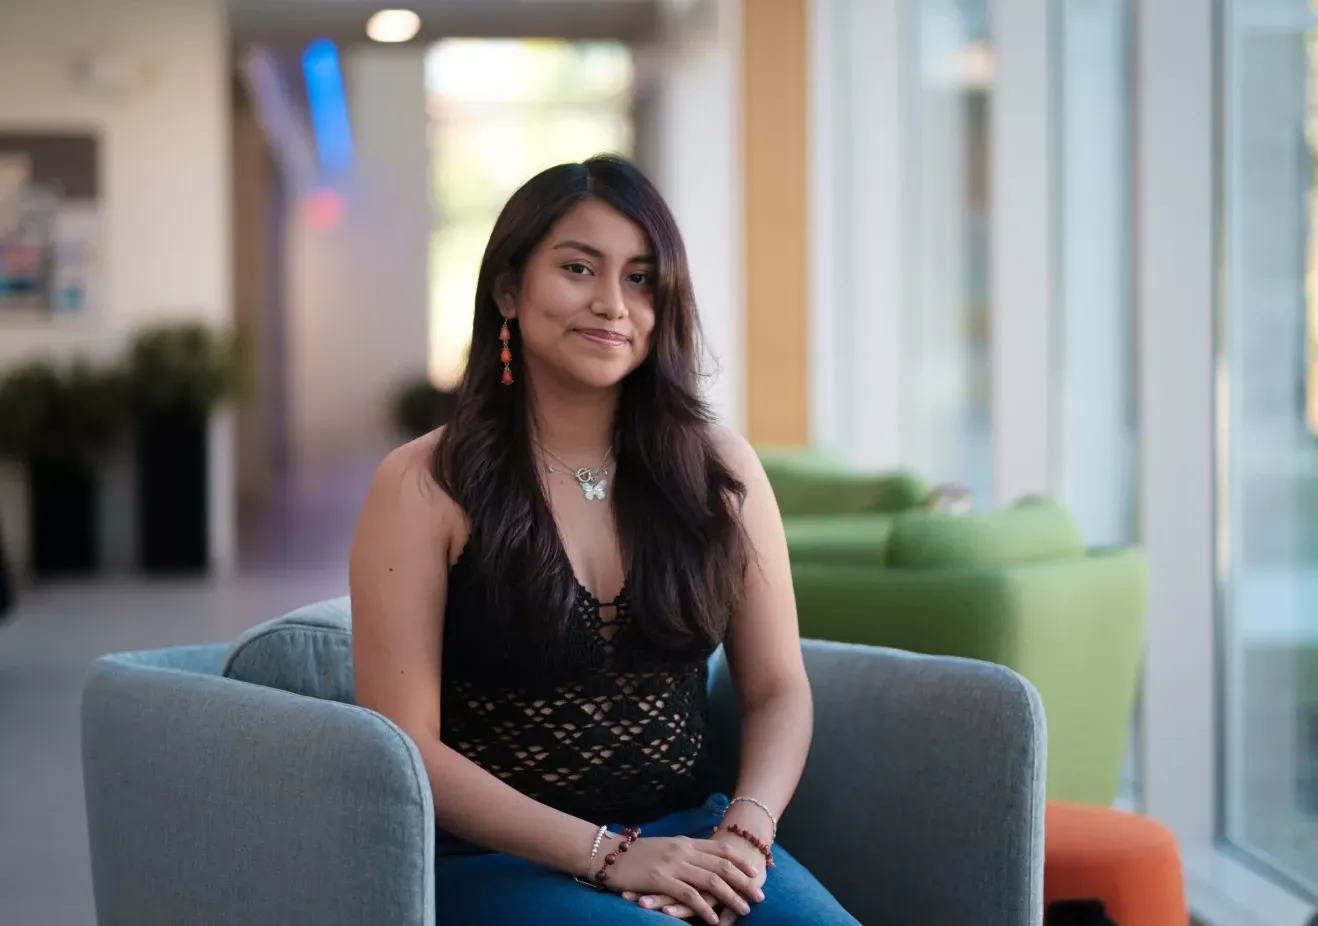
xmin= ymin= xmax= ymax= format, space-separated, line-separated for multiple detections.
xmin=1136 ymin=0 xmax=1317 ymax=922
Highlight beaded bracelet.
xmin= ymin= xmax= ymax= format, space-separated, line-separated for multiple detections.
xmin=586 ymin=826 xmax=613 ymax=875
xmin=711 ymin=822 xmax=775 ymax=869
xmin=725 ymin=796 xmax=779 ymax=841
xmin=592 ymin=827 xmax=641 ymax=887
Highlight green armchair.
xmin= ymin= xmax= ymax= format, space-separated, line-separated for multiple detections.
xmin=762 ymin=451 xmax=1146 ymax=807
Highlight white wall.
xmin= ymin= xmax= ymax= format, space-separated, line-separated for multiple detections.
xmin=285 ymin=47 xmax=430 ymax=481
xmin=0 ymin=0 xmax=233 ymax=574
xmin=648 ymin=0 xmax=745 ymax=432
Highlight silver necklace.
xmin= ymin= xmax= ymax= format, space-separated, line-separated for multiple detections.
xmin=535 ymin=441 xmax=612 ymax=501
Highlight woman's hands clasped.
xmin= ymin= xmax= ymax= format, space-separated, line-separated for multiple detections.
xmin=598 ymin=835 xmax=765 ymax=925
xmin=620 ymin=828 xmax=769 ymax=924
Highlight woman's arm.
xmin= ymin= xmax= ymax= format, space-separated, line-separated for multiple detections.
xmin=350 ymin=438 xmax=601 ymax=876
xmin=711 ymin=428 xmax=814 ymax=844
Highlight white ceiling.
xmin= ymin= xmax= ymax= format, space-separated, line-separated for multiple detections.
xmin=228 ymin=0 xmax=662 ymax=45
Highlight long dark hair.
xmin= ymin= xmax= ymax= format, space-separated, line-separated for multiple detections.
xmin=432 ymin=154 xmax=748 ymax=656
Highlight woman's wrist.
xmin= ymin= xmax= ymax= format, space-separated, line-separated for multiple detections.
xmin=715 ymin=803 xmax=775 ymax=851
xmin=718 ymin=797 xmax=777 ymax=844
xmin=724 ymin=796 xmax=778 ymax=840
xmin=715 ymin=822 xmax=775 ymax=870
xmin=547 ymin=817 xmax=617 ymax=879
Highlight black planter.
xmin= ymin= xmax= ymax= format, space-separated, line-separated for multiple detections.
xmin=136 ymin=408 xmax=209 ymax=574
xmin=29 ymin=456 xmax=99 ymax=578
xmin=0 ymin=508 xmax=14 ymax=614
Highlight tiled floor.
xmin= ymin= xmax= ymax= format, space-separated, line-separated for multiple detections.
xmin=0 ymin=461 xmax=372 ymax=925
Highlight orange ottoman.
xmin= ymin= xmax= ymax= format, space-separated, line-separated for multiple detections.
xmin=1045 ymin=801 xmax=1187 ymax=926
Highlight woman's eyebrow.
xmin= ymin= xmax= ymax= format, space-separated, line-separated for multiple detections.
xmin=552 ymin=240 xmax=653 ymax=264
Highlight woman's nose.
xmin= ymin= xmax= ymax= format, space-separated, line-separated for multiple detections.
xmin=591 ymin=283 xmax=627 ymax=319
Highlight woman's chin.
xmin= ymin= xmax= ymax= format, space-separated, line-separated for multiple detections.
xmin=577 ymin=370 xmax=630 ymax=391
xmin=564 ymin=362 xmax=633 ymax=391
xmin=527 ymin=351 xmax=636 ymax=392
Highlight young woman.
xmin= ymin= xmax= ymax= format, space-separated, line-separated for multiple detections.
xmin=350 ymin=155 xmax=859 ymax=925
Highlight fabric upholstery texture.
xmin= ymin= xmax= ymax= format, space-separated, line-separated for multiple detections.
xmin=221 ymin=595 xmax=354 ymax=702
xmin=81 ymin=597 xmax=1047 ymax=926
xmin=81 ymin=641 xmax=435 ymax=926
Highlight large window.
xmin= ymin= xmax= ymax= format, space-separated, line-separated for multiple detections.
xmin=903 ymin=0 xmax=994 ymax=505
xmin=1056 ymin=0 xmax=1136 ymax=550
xmin=425 ymin=39 xmax=634 ymax=388
xmin=1055 ymin=0 xmax=1139 ymax=803
xmin=1221 ymin=0 xmax=1318 ymax=894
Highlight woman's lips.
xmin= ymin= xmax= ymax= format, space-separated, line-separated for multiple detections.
xmin=576 ymin=329 xmax=629 ymax=347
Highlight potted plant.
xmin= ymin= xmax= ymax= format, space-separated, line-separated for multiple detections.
xmin=0 ymin=358 xmax=129 ymax=578
xmin=388 ymin=374 xmax=458 ymax=441
xmin=125 ymin=321 xmax=247 ymax=574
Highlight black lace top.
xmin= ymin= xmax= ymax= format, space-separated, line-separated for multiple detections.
xmin=440 ymin=549 xmax=719 ymax=825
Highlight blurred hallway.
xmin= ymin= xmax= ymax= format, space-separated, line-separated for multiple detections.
xmin=237 ymin=454 xmax=377 ymax=575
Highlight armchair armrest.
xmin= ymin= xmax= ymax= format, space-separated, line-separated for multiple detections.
xmin=708 ymin=641 xmax=1045 ymax=926
xmin=81 ymin=647 xmax=435 ymax=926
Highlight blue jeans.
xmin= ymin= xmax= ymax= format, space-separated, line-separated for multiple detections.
xmin=433 ymin=794 xmax=860 ymax=925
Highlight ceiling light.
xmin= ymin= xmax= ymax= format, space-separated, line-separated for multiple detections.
xmin=959 ymin=41 xmax=995 ymax=90
xmin=366 ymin=9 xmax=421 ymax=44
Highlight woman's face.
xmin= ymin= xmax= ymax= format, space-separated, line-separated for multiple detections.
xmin=498 ymin=199 xmax=656 ymax=392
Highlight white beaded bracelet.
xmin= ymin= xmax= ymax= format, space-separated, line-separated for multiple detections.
xmin=575 ymin=826 xmax=618 ymax=890
xmin=724 ymin=796 xmax=778 ymax=841
xmin=586 ymin=826 xmax=612 ymax=876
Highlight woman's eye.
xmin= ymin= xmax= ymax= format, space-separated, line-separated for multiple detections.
xmin=564 ymin=262 xmax=592 ymax=275
xmin=629 ymin=272 xmax=652 ymax=286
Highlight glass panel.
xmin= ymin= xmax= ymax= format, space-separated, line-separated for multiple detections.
xmin=1221 ymin=0 xmax=1318 ymax=893
xmin=904 ymin=0 xmax=993 ymax=506
xmin=425 ymin=39 xmax=635 ymax=388
xmin=1057 ymin=0 xmax=1136 ymax=548
xmin=1056 ymin=0 xmax=1138 ymax=804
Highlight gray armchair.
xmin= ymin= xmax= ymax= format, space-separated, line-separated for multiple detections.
xmin=81 ymin=597 xmax=1045 ymax=926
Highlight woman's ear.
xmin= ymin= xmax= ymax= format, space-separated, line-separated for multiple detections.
xmin=494 ymin=272 xmax=519 ymax=320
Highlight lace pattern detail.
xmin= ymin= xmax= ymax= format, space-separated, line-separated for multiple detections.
xmin=446 ymin=667 xmax=706 ymax=809
xmin=441 ymin=564 xmax=712 ymax=821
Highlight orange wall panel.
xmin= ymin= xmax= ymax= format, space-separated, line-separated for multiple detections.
xmin=743 ymin=0 xmax=808 ymax=446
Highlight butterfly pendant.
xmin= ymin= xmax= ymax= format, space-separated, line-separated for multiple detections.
xmin=580 ymin=479 xmax=607 ymax=501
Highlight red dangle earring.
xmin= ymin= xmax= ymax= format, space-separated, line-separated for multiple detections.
xmin=499 ymin=321 xmax=513 ymax=385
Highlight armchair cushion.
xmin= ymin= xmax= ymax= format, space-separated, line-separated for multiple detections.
xmin=220 ymin=596 xmax=355 ymax=702
xmin=785 ymin=514 xmax=898 ymax=565
xmin=758 ymin=449 xmax=930 ymax=518
xmin=885 ymin=496 xmax=1086 ymax=569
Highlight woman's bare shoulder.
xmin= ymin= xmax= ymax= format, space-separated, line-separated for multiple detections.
xmin=358 ymin=428 xmax=465 ymax=555
xmin=704 ymin=424 xmax=761 ymax=481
